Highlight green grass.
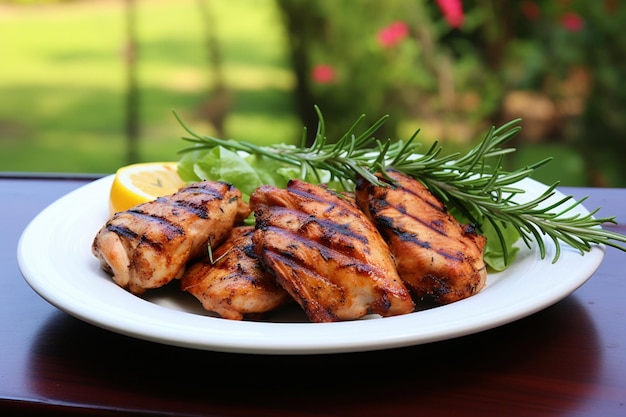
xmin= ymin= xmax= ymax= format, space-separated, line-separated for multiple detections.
xmin=0 ymin=0 xmax=300 ymax=174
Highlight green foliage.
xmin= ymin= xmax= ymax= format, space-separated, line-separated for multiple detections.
xmin=276 ymin=0 xmax=626 ymax=187
xmin=276 ymin=0 xmax=503 ymax=144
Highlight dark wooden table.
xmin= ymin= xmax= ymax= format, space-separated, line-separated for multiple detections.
xmin=2 ymin=174 xmax=625 ymax=417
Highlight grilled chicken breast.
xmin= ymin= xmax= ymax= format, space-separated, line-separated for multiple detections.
xmin=250 ymin=179 xmax=415 ymax=323
xmin=181 ymin=226 xmax=290 ymax=320
xmin=355 ymin=170 xmax=487 ymax=305
xmin=92 ymin=181 xmax=250 ymax=294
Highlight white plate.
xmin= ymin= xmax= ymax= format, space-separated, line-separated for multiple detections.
xmin=17 ymin=176 xmax=605 ymax=354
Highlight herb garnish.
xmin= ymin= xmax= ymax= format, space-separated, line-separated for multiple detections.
xmin=175 ymin=107 xmax=626 ymax=268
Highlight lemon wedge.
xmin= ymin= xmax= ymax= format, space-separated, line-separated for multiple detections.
xmin=109 ymin=162 xmax=186 ymax=215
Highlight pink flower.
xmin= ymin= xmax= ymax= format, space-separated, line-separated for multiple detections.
xmin=521 ymin=1 xmax=540 ymax=21
xmin=311 ymin=64 xmax=336 ymax=84
xmin=436 ymin=0 xmax=464 ymax=29
xmin=377 ymin=21 xmax=410 ymax=48
xmin=561 ymin=12 xmax=584 ymax=32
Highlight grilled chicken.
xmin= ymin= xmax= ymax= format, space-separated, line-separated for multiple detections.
xmin=355 ymin=170 xmax=487 ymax=305
xmin=250 ymin=179 xmax=415 ymax=323
xmin=181 ymin=226 xmax=290 ymax=320
xmin=92 ymin=181 xmax=250 ymax=294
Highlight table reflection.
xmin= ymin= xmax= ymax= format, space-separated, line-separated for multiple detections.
xmin=27 ymin=295 xmax=600 ymax=416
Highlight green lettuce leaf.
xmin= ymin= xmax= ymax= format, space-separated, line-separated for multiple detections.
xmin=480 ymin=219 xmax=521 ymax=272
xmin=178 ymin=146 xmax=298 ymax=201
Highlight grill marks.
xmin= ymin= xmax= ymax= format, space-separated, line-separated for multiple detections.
xmin=355 ymin=170 xmax=488 ymax=305
xmin=113 ymin=211 xmax=186 ymax=249
xmin=181 ymin=226 xmax=290 ymax=320
xmin=93 ymin=172 xmax=490 ymax=322
xmin=92 ymin=181 xmax=250 ymax=295
xmin=250 ymin=180 xmax=414 ymax=323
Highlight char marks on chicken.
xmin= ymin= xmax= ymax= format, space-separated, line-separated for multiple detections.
xmin=250 ymin=179 xmax=415 ymax=323
xmin=92 ymin=181 xmax=250 ymax=294
xmin=355 ymin=169 xmax=487 ymax=305
xmin=181 ymin=225 xmax=291 ymax=320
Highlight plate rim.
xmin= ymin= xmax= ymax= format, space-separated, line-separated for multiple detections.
xmin=17 ymin=175 xmax=606 ymax=354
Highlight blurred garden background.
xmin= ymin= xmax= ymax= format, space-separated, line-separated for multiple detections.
xmin=1 ymin=0 xmax=625 ymax=187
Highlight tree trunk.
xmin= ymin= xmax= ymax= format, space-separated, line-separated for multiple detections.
xmin=275 ymin=0 xmax=321 ymax=146
xmin=197 ymin=0 xmax=230 ymax=138
xmin=124 ymin=0 xmax=139 ymax=164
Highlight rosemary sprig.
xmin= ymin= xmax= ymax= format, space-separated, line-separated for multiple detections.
xmin=175 ymin=108 xmax=626 ymax=264
xmin=175 ymin=108 xmax=394 ymax=191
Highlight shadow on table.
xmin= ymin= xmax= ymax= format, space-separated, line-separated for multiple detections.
xmin=27 ymin=296 xmax=601 ymax=417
